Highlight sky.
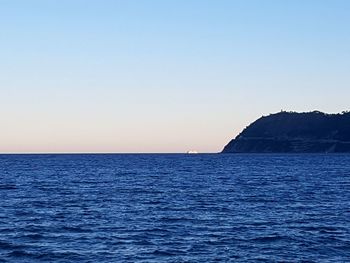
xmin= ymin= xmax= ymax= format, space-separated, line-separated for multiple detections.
xmin=1 ymin=0 xmax=350 ymax=153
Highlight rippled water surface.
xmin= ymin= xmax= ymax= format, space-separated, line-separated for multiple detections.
xmin=0 ymin=154 xmax=349 ymax=262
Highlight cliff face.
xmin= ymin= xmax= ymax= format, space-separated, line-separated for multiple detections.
xmin=222 ymin=111 xmax=350 ymax=153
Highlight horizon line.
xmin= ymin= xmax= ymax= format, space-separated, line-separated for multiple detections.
xmin=0 ymin=152 xmax=217 ymax=155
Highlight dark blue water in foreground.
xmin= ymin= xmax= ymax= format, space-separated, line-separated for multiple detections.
xmin=0 ymin=154 xmax=349 ymax=262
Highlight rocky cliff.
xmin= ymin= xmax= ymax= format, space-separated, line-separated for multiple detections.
xmin=222 ymin=111 xmax=350 ymax=153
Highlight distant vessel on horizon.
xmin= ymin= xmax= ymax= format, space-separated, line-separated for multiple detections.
xmin=187 ymin=150 xmax=198 ymax=154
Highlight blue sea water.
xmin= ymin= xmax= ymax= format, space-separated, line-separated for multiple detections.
xmin=0 ymin=154 xmax=349 ymax=262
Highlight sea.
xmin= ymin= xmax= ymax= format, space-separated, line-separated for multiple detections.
xmin=0 ymin=154 xmax=349 ymax=262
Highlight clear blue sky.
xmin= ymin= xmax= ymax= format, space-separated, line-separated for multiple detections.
xmin=1 ymin=0 xmax=349 ymax=153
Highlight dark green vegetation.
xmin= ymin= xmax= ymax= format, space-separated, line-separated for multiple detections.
xmin=222 ymin=111 xmax=350 ymax=153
